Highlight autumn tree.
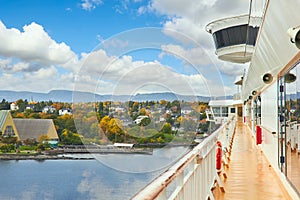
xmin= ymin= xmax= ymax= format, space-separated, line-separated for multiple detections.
xmin=52 ymin=102 xmax=63 ymax=111
xmin=139 ymin=108 xmax=149 ymax=116
xmin=60 ymin=129 xmax=83 ymax=145
xmin=160 ymin=123 xmax=172 ymax=134
xmin=38 ymin=134 xmax=49 ymax=143
xmin=100 ymin=116 xmax=111 ymax=134
xmin=108 ymin=118 xmax=124 ymax=142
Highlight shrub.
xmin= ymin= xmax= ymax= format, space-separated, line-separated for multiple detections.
xmin=0 ymin=144 xmax=16 ymax=153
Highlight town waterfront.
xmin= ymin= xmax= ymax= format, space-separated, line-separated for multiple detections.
xmin=0 ymin=147 xmax=189 ymax=200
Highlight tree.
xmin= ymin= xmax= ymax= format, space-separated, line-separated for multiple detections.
xmin=0 ymin=99 xmax=9 ymax=110
xmin=60 ymin=129 xmax=83 ymax=145
xmin=171 ymin=100 xmax=181 ymax=114
xmin=29 ymin=113 xmax=41 ymax=119
xmin=1 ymin=136 xmax=17 ymax=144
xmin=38 ymin=134 xmax=49 ymax=143
xmin=98 ymin=102 xmax=105 ymax=119
xmin=13 ymin=112 xmax=26 ymax=118
xmin=160 ymin=123 xmax=172 ymax=134
xmin=52 ymin=102 xmax=64 ymax=111
xmin=139 ymin=108 xmax=147 ymax=116
xmin=0 ymin=144 xmax=15 ymax=153
xmin=108 ymin=118 xmax=123 ymax=138
xmin=23 ymin=138 xmax=38 ymax=146
xmin=100 ymin=116 xmax=111 ymax=134
xmin=16 ymin=99 xmax=26 ymax=112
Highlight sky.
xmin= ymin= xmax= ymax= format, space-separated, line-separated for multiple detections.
xmin=0 ymin=0 xmax=251 ymax=97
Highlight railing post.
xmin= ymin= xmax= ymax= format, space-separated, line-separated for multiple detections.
xmin=132 ymin=120 xmax=236 ymax=200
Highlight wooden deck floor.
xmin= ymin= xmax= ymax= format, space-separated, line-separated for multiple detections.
xmin=213 ymin=120 xmax=291 ymax=200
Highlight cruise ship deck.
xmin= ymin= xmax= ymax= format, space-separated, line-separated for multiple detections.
xmin=134 ymin=1 xmax=300 ymax=199
xmin=213 ymin=119 xmax=291 ymax=200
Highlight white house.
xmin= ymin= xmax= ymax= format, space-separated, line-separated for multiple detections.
xmin=10 ymin=103 xmax=19 ymax=111
xmin=42 ymin=106 xmax=56 ymax=114
xmin=59 ymin=108 xmax=72 ymax=116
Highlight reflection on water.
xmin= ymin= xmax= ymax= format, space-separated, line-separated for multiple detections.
xmin=0 ymin=160 xmax=158 ymax=200
xmin=0 ymin=147 xmax=189 ymax=200
xmin=94 ymin=146 xmax=190 ymax=173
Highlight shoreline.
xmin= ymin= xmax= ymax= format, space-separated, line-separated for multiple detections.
xmin=0 ymin=144 xmax=194 ymax=160
xmin=0 ymin=153 xmax=95 ymax=160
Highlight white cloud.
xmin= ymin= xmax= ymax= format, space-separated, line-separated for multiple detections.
xmin=163 ymin=18 xmax=213 ymax=48
xmin=69 ymin=41 xmax=228 ymax=96
xmin=24 ymin=66 xmax=58 ymax=80
xmin=80 ymin=0 xmax=103 ymax=11
xmin=0 ymin=21 xmax=77 ymax=70
xmin=0 ymin=1 xmax=249 ymax=96
xmin=217 ymin=62 xmax=245 ymax=77
xmin=147 ymin=0 xmax=250 ymax=80
xmin=137 ymin=6 xmax=147 ymax=15
xmin=160 ymin=44 xmax=212 ymax=66
xmin=0 ymin=69 xmax=74 ymax=93
xmin=75 ymin=52 xmax=222 ymax=96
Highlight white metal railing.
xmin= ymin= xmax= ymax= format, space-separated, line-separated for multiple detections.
xmin=132 ymin=117 xmax=236 ymax=200
xmin=218 ymin=117 xmax=236 ymax=152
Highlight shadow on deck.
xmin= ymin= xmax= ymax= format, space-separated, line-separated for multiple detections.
xmin=213 ymin=120 xmax=291 ymax=200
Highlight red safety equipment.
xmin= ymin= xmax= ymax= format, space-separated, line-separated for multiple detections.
xmin=216 ymin=141 xmax=222 ymax=170
xmin=256 ymin=125 xmax=262 ymax=144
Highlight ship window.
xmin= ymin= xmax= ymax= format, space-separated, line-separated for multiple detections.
xmin=222 ymin=107 xmax=228 ymax=117
xmin=212 ymin=107 xmax=221 ymax=117
xmin=213 ymin=25 xmax=259 ymax=49
xmin=230 ymin=108 xmax=235 ymax=113
xmin=280 ymin=65 xmax=300 ymax=193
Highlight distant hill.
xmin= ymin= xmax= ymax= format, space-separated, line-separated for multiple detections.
xmin=0 ymin=90 xmax=232 ymax=102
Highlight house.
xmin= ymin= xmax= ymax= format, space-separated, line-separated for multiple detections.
xmin=115 ymin=107 xmax=126 ymax=113
xmin=0 ymin=110 xmax=20 ymax=139
xmin=25 ymin=104 xmax=35 ymax=110
xmin=10 ymin=103 xmax=19 ymax=111
xmin=13 ymin=118 xmax=59 ymax=145
xmin=181 ymin=109 xmax=193 ymax=115
xmin=59 ymin=108 xmax=72 ymax=115
xmin=133 ymin=115 xmax=149 ymax=125
xmin=42 ymin=106 xmax=56 ymax=114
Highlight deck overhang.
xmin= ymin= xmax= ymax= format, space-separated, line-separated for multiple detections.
xmin=242 ymin=0 xmax=300 ymax=100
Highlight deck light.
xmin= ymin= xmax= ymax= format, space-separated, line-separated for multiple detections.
xmin=287 ymin=27 xmax=300 ymax=49
xmin=284 ymin=73 xmax=296 ymax=83
xmin=262 ymin=73 xmax=273 ymax=84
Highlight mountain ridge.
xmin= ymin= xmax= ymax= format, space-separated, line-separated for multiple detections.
xmin=0 ymin=90 xmax=231 ymax=102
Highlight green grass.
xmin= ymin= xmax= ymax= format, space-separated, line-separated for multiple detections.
xmin=19 ymin=145 xmax=37 ymax=151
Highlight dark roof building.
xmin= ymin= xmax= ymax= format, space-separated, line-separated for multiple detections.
xmin=13 ymin=118 xmax=59 ymax=141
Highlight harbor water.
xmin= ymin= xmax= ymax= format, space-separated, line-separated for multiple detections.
xmin=0 ymin=147 xmax=190 ymax=200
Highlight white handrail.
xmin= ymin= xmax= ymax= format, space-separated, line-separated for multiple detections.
xmin=132 ymin=117 xmax=236 ymax=200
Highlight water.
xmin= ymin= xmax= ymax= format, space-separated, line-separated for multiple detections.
xmin=0 ymin=147 xmax=190 ymax=200
xmin=0 ymin=160 xmax=156 ymax=200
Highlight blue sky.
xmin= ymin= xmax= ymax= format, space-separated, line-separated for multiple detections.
xmin=0 ymin=0 xmax=250 ymax=97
